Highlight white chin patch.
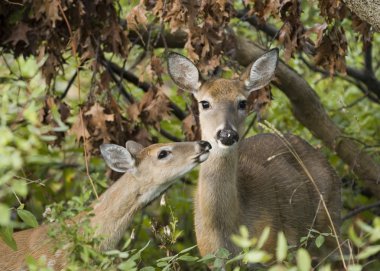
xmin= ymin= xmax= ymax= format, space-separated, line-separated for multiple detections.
xmin=217 ymin=141 xmax=237 ymax=149
xmin=198 ymin=152 xmax=210 ymax=163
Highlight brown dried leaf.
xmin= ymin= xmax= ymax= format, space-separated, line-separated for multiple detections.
xmin=140 ymin=88 xmax=171 ymax=128
xmin=247 ymin=85 xmax=272 ymax=116
xmin=126 ymin=4 xmax=148 ymax=32
xmin=4 ymin=22 xmax=31 ymax=46
xmin=69 ymin=114 xmax=90 ymax=142
xmin=151 ymin=56 xmax=164 ymax=85
xmin=84 ymin=103 xmax=115 ymax=141
xmin=182 ymin=114 xmax=200 ymax=141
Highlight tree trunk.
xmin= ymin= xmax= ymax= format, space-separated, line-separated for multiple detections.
xmin=344 ymin=0 xmax=380 ymax=31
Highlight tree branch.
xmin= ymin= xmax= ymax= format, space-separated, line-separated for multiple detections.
xmin=236 ymin=10 xmax=380 ymax=101
xmin=343 ymin=200 xmax=380 ymax=220
xmin=364 ymin=41 xmax=373 ymax=74
xmin=102 ymin=59 xmax=135 ymax=104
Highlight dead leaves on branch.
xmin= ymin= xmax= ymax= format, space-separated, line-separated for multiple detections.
xmin=247 ymin=0 xmax=369 ymax=75
xmin=69 ymin=100 xmax=152 ymax=155
xmin=149 ymin=0 xmax=233 ymax=73
xmin=314 ymin=25 xmax=347 ymax=74
xmin=0 ymin=0 xmax=129 ymax=84
xmin=127 ymin=87 xmax=171 ymax=129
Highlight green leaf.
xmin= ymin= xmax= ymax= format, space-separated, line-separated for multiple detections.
xmin=347 ymin=264 xmax=362 ymax=271
xmin=0 ymin=226 xmax=17 ymax=251
xmin=231 ymin=234 xmax=253 ymax=248
xmin=178 ymin=255 xmax=198 ymax=262
xmin=213 ymin=258 xmax=225 ymax=268
xmin=268 ymin=264 xmax=288 ymax=271
xmin=178 ymin=244 xmax=197 ymax=254
xmin=315 ymin=235 xmax=325 ymax=248
xmin=0 ymin=204 xmax=10 ymax=226
xmin=356 ymin=245 xmax=380 ymax=260
xmin=318 ymin=265 xmax=331 ymax=271
xmin=17 ymin=209 xmax=38 ymax=228
xmin=215 ymin=247 xmax=230 ymax=259
xmin=243 ymin=250 xmax=271 ymax=263
xmin=257 ymin=227 xmax=271 ymax=249
xmin=276 ymin=231 xmax=287 ymax=262
xmin=297 ymin=248 xmax=311 ymax=271
xmin=239 ymin=225 xmax=249 ymax=238
xmin=348 ymin=225 xmax=364 ymax=247
xmin=197 ymin=253 xmax=215 ymax=263
xmin=157 ymin=261 xmax=169 ymax=267
xmin=118 ymin=259 xmax=137 ymax=271
xmin=140 ymin=267 xmax=156 ymax=271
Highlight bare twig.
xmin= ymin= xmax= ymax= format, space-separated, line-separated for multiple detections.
xmin=158 ymin=128 xmax=182 ymax=142
xmin=343 ymin=201 xmax=380 ymax=220
xmin=60 ymin=70 xmax=78 ymax=100
xmin=364 ymin=41 xmax=373 ymax=74
xmin=102 ymin=59 xmax=135 ymax=104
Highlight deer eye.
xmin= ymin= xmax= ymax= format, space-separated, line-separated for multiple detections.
xmin=200 ymin=101 xmax=210 ymax=110
xmin=158 ymin=150 xmax=170 ymax=159
xmin=238 ymin=100 xmax=247 ymax=110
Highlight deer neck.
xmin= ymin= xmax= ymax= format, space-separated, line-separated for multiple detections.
xmin=196 ymin=145 xmax=241 ymax=253
xmin=89 ymin=174 xmax=146 ymax=250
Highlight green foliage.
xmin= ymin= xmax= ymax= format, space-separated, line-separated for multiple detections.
xmin=1 ymin=1 xmax=380 ymax=270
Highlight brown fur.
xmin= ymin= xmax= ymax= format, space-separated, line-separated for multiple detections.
xmin=167 ymin=52 xmax=341 ymax=258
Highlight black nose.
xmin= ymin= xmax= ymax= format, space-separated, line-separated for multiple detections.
xmin=198 ymin=140 xmax=212 ymax=151
xmin=216 ymin=129 xmax=239 ymax=146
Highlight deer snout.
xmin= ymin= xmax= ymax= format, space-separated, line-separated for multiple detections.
xmin=198 ymin=140 xmax=212 ymax=151
xmin=216 ymin=129 xmax=239 ymax=146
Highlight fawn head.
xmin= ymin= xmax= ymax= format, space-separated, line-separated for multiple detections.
xmin=168 ymin=49 xmax=278 ymax=152
xmin=100 ymin=140 xmax=211 ymax=184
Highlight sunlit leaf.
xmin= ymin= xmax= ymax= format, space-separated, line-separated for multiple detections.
xmin=257 ymin=227 xmax=271 ymax=249
xmin=0 ymin=204 xmax=10 ymax=226
xmin=17 ymin=209 xmax=38 ymax=228
xmin=315 ymin=235 xmax=325 ymax=248
xmin=356 ymin=245 xmax=380 ymax=260
xmin=297 ymin=248 xmax=311 ymax=271
xmin=276 ymin=231 xmax=287 ymax=262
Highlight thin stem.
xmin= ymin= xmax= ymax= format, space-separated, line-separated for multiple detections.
xmin=343 ymin=201 xmax=380 ymax=221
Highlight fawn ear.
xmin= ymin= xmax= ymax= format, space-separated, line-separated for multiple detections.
xmin=241 ymin=48 xmax=279 ymax=93
xmin=167 ymin=52 xmax=201 ymax=93
xmin=125 ymin=140 xmax=143 ymax=157
xmin=100 ymin=144 xmax=136 ymax=173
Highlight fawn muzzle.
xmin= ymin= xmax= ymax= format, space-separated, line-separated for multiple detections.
xmin=198 ymin=140 xmax=212 ymax=151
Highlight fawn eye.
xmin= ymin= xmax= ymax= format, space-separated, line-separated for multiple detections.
xmin=200 ymin=101 xmax=210 ymax=110
xmin=158 ymin=150 xmax=170 ymax=159
xmin=238 ymin=100 xmax=247 ymax=110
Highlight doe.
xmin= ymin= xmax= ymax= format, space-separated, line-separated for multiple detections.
xmin=168 ymin=49 xmax=341 ymax=258
xmin=0 ymin=140 xmax=211 ymax=270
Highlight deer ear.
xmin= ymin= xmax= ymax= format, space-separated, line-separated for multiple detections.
xmin=167 ymin=52 xmax=201 ymax=93
xmin=100 ymin=144 xmax=136 ymax=173
xmin=241 ymin=48 xmax=279 ymax=93
xmin=125 ymin=140 xmax=143 ymax=157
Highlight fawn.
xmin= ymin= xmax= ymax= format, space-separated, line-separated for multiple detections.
xmin=0 ymin=140 xmax=211 ymax=270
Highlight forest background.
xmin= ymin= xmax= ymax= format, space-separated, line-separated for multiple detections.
xmin=0 ymin=0 xmax=379 ymax=270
